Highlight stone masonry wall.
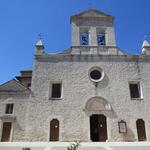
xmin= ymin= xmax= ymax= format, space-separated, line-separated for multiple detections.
xmin=0 ymin=94 xmax=29 ymax=141
xmin=26 ymin=55 xmax=150 ymax=142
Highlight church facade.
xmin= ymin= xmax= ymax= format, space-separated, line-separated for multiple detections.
xmin=0 ymin=9 xmax=150 ymax=142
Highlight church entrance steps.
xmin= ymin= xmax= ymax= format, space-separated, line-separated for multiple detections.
xmin=0 ymin=142 xmax=150 ymax=150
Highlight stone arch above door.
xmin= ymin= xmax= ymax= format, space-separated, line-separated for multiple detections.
xmin=84 ymin=96 xmax=113 ymax=117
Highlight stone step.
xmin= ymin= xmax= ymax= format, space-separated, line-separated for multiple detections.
xmin=0 ymin=142 xmax=150 ymax=150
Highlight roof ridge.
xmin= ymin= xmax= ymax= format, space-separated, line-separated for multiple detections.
xmin=0 ymin=79 xmax=30 ymax=92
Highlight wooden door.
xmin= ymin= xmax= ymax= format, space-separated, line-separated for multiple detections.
xmin=98 ymin=114 xmax=107 ymax=141
xmin=1 ymin=122 xmax=12 ymax=142
xmin=90 ymin=114 xmax=99 ymax=141
xmin=50 ymin=119 xmax=59 ymax=141
xmin=90 ymin=114 xmax=107 ymax=142
xmin=136 ymin=119 xmax=147 ymax=141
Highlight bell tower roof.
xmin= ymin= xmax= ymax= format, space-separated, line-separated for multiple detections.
xmin=142 ymin=38 xmax=150 ymax=54
xmin=142 ymin=39 xmax=150 ymax=48
xmin=35 ymin=39 xmax=44 ymax=47
xmin=35 ymin=39 xmax=45 ymax=55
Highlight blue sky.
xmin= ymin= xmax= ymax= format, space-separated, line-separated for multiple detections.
xmin=0 ymin=0 xmax=150 ymax=84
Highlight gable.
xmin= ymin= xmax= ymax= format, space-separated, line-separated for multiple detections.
xmin=0 ymin=79 xmax=29 ymax=92
xmin=71 ymin=9 xmax=113 ymax=19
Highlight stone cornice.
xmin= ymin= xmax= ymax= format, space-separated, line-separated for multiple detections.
xmin=71 ymin=16 xmax=114 ymax=24
xmin=35 ymin=53 xmax=150 ymax=63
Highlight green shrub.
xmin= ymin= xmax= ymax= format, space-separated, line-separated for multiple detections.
xmin=22 ymin=147 xmax=30 ymax=150
xmin=67 ymin=142 xmax=79 ymax=150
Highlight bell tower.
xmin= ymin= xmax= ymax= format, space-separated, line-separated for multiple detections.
xmin=70 ymin=9 xmax=116 ymax=47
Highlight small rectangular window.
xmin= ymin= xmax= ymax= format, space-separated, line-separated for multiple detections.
xmin=51 ymin=83 xmax=62 ymax=98
xmin=80 ymin=32 xmax=89 ymax=46
xmin=27 ymin=83 xmax=31 ymax=88
xmin=97 ymin=33 xmax=105 ymax=46
xmin=129 ymin=82 xmax=141 ymax=99
xmin=5 ymin=104 xmax=13 ymax=114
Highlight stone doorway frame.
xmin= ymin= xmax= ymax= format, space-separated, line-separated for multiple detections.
xmin=84 ymin=96 xmax=113 ymax=142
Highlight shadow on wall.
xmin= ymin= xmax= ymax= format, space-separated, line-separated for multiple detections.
xmin=111 ymin=123 xmax=136 ymax=142
xmin=14 ymin=119 xmax=23 ymax=131
xmin=92 ymin=72 xmax=109 ymax=89
xmin=122 ymin=125 xmax=136 ymax=142
xmin=105 ymin=107 xmax=117 ymax=119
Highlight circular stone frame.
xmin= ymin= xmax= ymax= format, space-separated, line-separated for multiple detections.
xmin=89 ymin=67 xmax=104 ymax=82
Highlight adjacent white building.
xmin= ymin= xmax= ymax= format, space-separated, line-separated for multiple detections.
xmin=0 ymin=9 xmax=150 ymax=142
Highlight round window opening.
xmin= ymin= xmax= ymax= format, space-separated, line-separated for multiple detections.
xmin=90 ymin=70 xmax=101 ymax=80
xmin=89 ymin=67 xmax=104 ymax=82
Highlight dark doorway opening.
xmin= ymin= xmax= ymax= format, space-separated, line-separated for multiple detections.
xmin=136 ymin=119 xmax=147 ymax=141
xmin=50 ymin=119 xmax=59 ymax=141
xmin=90 ymin=114 xmax=107 ymax=142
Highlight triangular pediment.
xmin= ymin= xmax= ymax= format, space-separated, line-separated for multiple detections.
xmin=71 ymin=9 xmax=113 ymax=18
xmin=0 ymin=79 xmax=29 ymax=92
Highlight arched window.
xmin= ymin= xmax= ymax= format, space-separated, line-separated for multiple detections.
xmin=80 ymin=32 xmax=89 ymax=46
xmin=136 ymin=119 xmax=147 ymax=141
xmin=97 ymin=33 xmax=105 ymax=46
xmin=50 ymin=119 xmax=59 ymax=141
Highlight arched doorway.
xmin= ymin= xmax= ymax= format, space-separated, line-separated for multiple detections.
xmin=90 ymin=114 xmax=107 ymax=142
xmin=136 ymin=119 xmax=147 ymax=141
xmin=85 ymin=97 xmax=112 ymax=142
xmin=50 ymin=119 xmax=59 ymax=141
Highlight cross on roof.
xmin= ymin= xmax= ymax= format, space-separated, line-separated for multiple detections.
xmin=38 ymin=33 xmax=42 ymax=40
xmin=88 ymin=1 xmax=94 ymax=7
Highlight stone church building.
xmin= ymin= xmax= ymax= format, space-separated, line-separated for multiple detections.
xmin=0 ymin=9 xmax=150 ymax=142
